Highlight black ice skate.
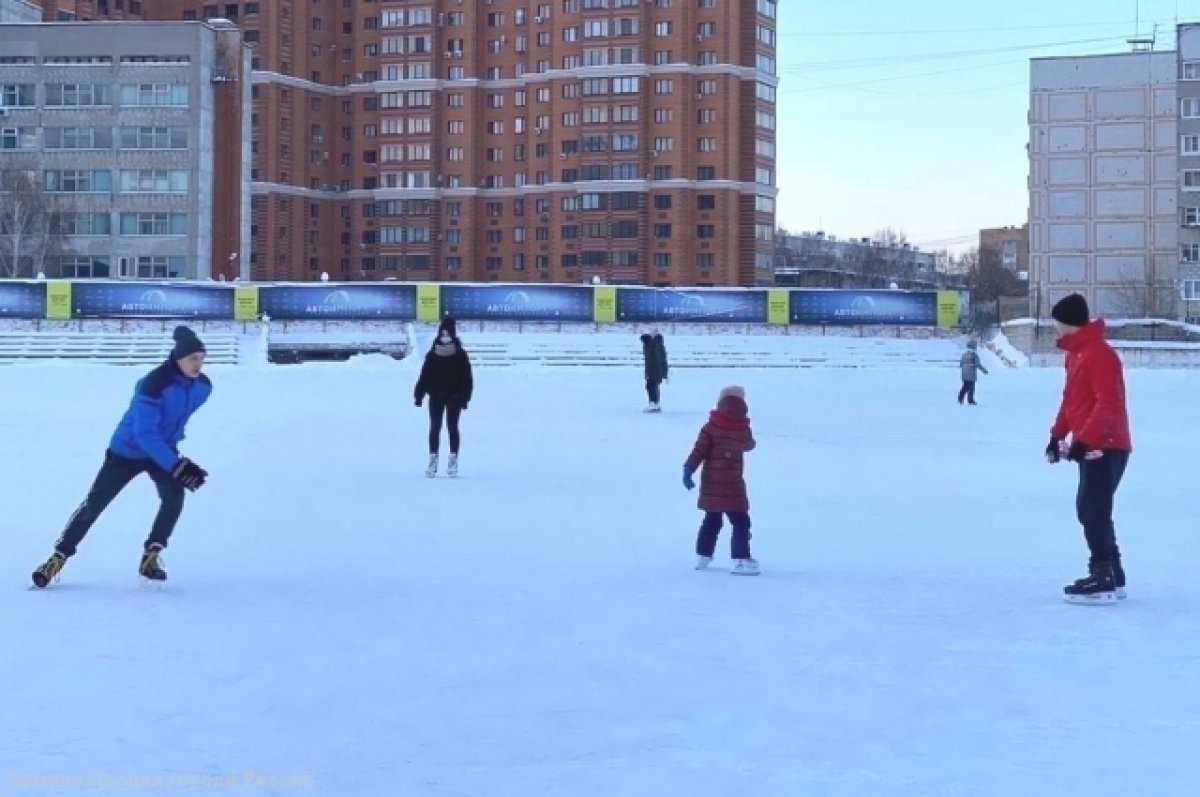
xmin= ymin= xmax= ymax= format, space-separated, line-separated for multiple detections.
xmin=1071 ymin=561 xmax=1127 ymax=600
xmin=31 ymin=551 xmax=67 ymax=588
xmin=139 ymin=544 xmax=167 ymax=582
xmin=1064 ymin=564 xmax=1117 ymax=605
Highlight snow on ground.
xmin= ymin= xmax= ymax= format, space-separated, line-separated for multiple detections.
xmin=1 ymin=343 xmax=1198 ymax=797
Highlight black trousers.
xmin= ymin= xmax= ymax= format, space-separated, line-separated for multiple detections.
xmin=1076 ymin=451 xmax=1129 ymax=567
xmin=957 ymin=379 xmax=976 ymax=404
xmin=696 ymin=511 xmax=753 ymax=559
xmin=428 ymin=399 xmax=462 ymax=454
xmin=55 ymin=451 xmax=186 ymax=557
xmin=645 ymin=378 xmax=661 ymax=404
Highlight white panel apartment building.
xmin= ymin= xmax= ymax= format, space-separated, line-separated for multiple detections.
xmin=1029 ymin=49 xmax=1179 ymax=319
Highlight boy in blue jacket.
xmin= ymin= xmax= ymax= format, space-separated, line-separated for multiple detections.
xmin=32 ymin=326 xmax=213 ymax=587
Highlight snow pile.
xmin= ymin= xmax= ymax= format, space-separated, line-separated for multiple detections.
xmin=985 ymin=331 xmax=1029 ymax=368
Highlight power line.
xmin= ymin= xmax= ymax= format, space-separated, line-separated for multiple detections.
xmin=783 ymin=35 xmax=1136 ymax=74
xmin=781 ymin=20 xmax=1136 ymax=37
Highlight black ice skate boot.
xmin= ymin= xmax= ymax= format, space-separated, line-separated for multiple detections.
xmin=139 ymin=544 xmax=167 ymax=582
xmin=31 ymin=551 xmax=67 ymax=588
xmin=1064 ymin=563 xmax=1117 ymax=605
xmin=1075 ymin=558 xmax=1127 ymax=600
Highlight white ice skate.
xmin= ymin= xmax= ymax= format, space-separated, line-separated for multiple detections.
xmin=694 ymin=556 xmax=712 ymax=570
xmin=447 ymin=453 xmax=459 ymax=478
xmin=425 ymin=453 xmax=439 ymax=478
xmin=731 ymin=558 xmax=760 ymax=576
xmin=644 ymin=402 xmax=662 ymax=413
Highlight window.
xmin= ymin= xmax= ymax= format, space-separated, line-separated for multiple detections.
xmin=119 ymin=127 xmax=188 ymax=149
xmin=756 ymin=138 xmax=775 ymax=157
xmin=135 ymin=256 xmax=186 ymax=278
xmin=756 ymin=196 xmax=775 ymax=214
xmin=1183 ymin=135 xmax=1200 ymax=155
xmin=757 ymin=82 xmax=777 ymax=103
xmin=654 ymin=223 xmax=672 ymax=239
xmin=654 ymin=79 xmax=673 ymax=95
xmin=1182 ymin=170 xmax=1200 ymax=189
xmin=653 ymin=137 xmax=673 ymax=152
xmin=1185 ymin=62 xmax=1200 ymax=80
xmin=697 ymin=22 xmax=716 ymax=38
xmin=45 ymin=84 xmax=112 ymax=107
xmin=120 ymin=83 xmax=189 ymax=106
xmin=756 ymin=110 xmax=776 ymax=130
xmin=757 ymin=25 xmax=775 ymax=46
xmin=697 ymin=137 xmax=717 ymax=152
xmin=1184 ymin=207 xmax=1200 ymax=226
xmin=697 ymin=194 xmax=716 ymax=210
xmin=43 ymin=170 xmax=112 ymax=192
xmin=757 ymin=54 xmax=776 ymax=75
xmin=697 ymin=109 xmax=716 ymax=124
xmin=757 ymin=0 xmax=776 ymax=17
xmin=51 ymin=213 xmax=111 ymax=235
xmin=1185 ymin=243 xmax=1200 ymax=263
xmin=653 ymin=195 xmax=672 ymax=210
xmin=0 ymin=84 xmax=34 ymax=107
xmin=1184 ymin=99 xmax=1200 ymax=118
xmin=697 ymin=253 xmax=715 ymax=268
xmin=697 ymin=79 xmax=717 ymax=96
xmin=612 ymin=77 xmax=639 ymax=94
xmin=119 ymin=213 xmax=188 ymax=235
xmin=697 ymin=51 xmax=716 ymax=66
xmin=119 ymin=170 xmax=189 ymax=193
xmin=44 ymin=127 xmax=112 ymax=149
xmin=755 ymin=167 xmax=774 ymax=185
xmin=697 ymin=166 xmax=716 ymax=180
xmin=655 ymin=21 xmax=672 ymax=36
xmin=56 ymin=256 xmax=110 ymax=278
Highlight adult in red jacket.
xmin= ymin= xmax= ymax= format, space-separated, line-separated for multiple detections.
xmin=1044 ymin=293 xmax=1132 ymax=603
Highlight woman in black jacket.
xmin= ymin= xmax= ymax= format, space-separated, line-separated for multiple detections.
xmin=414 ymin=317 xmax=473 ymax=477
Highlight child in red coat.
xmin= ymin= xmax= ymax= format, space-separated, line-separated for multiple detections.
xmin=683 ymin=385 xmax=759 ymax=575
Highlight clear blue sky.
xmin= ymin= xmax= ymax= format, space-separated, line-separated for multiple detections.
xmin=775 ymin=0 xmax=1199 ymax=253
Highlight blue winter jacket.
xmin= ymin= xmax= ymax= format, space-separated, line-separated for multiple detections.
xmin=108 ymin=360 xmax=213 ymax=472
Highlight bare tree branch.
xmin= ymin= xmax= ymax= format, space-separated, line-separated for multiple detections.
xmin=0 ymin=170 xmax=64 ymax=279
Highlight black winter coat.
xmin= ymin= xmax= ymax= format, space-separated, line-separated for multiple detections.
xmin=641 ymin=334 xmax=668 ymax=382
xmin=414 ymin=342 xmax=474 ymax=407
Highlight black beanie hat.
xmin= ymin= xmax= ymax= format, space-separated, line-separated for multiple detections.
xmin=171 ymin=325 xmax=206 ymax=360
xmin=438 ymin=317 xmax=457 ymax=338
xmin=1051 ymin=293 xmax=1090 ymax=327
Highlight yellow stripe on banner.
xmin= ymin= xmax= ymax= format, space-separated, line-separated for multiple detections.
xmin=593 ymin=286 xmax=616 ymax=323
xmin=768 ymin=289 xmax=790 ymax=326
xmin=417 ymin=284 xmax=441 ymax=322
xmin=936 ymin=290 xmax=960 ymax=328
xmin=234 ymin=286 xmax=259 ymax=321
xmin=46 ymin=281 xmax=72 ymax=320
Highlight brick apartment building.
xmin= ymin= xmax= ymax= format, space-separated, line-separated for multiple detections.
xmin=32 ymin=0 xmax=779 ymax=286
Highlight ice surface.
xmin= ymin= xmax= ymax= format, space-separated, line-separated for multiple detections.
xmin=1 ymin=344 xmax=1197 ymax=796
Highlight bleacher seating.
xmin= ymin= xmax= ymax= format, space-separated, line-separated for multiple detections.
xmin=460 ymin=334 xmax=959 ymax=369
xmin=0 ymin=332 xmax=241 ymax=365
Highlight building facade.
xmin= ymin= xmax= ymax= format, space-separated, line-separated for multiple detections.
xmin=69 ymin=0 xmax=777 ymax=286
xmin=1177 ymin=24 xmax=1200 ymax=320
xmin=773 ymin=231 xmax=942 ymax=288
xmin=0 ymin=20 xmax=251 ymax=280
xmin=1029 ymin=49 xmax=1179 ymax=320
xmin=0 ymin=0 xmax=42 ymax=23
xmin=979 ymin=224 xmax=1029 ymax=280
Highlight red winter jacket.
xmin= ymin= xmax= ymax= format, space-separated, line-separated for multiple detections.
xmin=1051 ymin=319 xmax=1132 ymax=452
xmin=684 ymin=395 xmax=756 ymax=513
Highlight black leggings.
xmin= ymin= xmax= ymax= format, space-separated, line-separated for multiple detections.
xmin=428 ymin=399 xmax=462 ymax=454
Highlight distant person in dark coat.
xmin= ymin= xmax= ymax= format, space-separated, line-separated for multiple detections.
xmin=415 ymin=317 xmax=473 ymax=477
xmin=640 ymin=332 xmax=669 ymax=412
xmin=958 ymin=339 xmax=989 ymax=405
xmin=683 ymin=385 xmax=759 ymax=575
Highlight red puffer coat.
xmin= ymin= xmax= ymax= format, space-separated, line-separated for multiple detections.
xmin=1051 ymin=319 xmax=1132 ymax=452
xmin=684 ymin=395 xmax=756 ymax=513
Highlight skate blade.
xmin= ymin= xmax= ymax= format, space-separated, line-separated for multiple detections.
xmin=138 ymin=577 xmax=166 ymax=591
xmin=1064 ymin=591 xmax=1118 ymax=605
xmin=1116 ymin=587 xmax=1128 ymax=600
xmin=730 ymin=570 xmax=761 ymax=577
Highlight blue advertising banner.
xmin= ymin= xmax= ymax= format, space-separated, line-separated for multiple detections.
xmin=789 ymin=290 xmax=937 ymax=326
xmin=259 ymin=284 xmax=417 ymax=320
xmin=439 ymin=284 xmax=594 ymax=321
xmin=0 ymin=281 xmax=48 ymax=318
xmin=70 ymin=282 xmax=235 ymax=319
xmin=616 ymin=288 xmax=769 ymax=323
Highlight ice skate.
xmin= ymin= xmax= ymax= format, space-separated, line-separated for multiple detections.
xmin=694 ymin=555 xmax=712 ymax=570
xmin=31 ymin=551 xmax=67 ymax=588
xmin=644 ymin=402 xmax=662 ymax=413
xmin=447 ymin=453 xmax=459 ymax=478
xmin=1071 ymin=562 xmax=1127 ymax=600
xmin=425 ymin=453 xmax=439 ymax=478
xmin=1064 ymin=565 xmax=1116 ymax=604
xmin=139 ymin=544 xmax=167 ymax=583
xmin=731 ymin=558 xmax=760 ymax=576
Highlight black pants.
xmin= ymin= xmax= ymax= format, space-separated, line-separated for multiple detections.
xmin=428 ymin=399 xmax=462 ymax=454
xmin=696 ymin=511 xmax=753 ymax=559
xmin=957 ymin=379 xmax=976 ymax=404
xmin=55 ymin=451 xmax=186 ymax=557
xmin=1076 ymin=451 xmax=1129 ymax=567
xmin=646 ymin=378 xmax=661 ymax=404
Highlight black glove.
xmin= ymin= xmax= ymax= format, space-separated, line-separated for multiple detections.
xmin=1044 ymin=436 xmax=1062 ymax=464
xmin=171 ymin=457 xmax=207 ymax=491
xmin=414 ymin=397 xmax=423 ymax=407
xmin=460 ymin=402 xmax=469 ymax=411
